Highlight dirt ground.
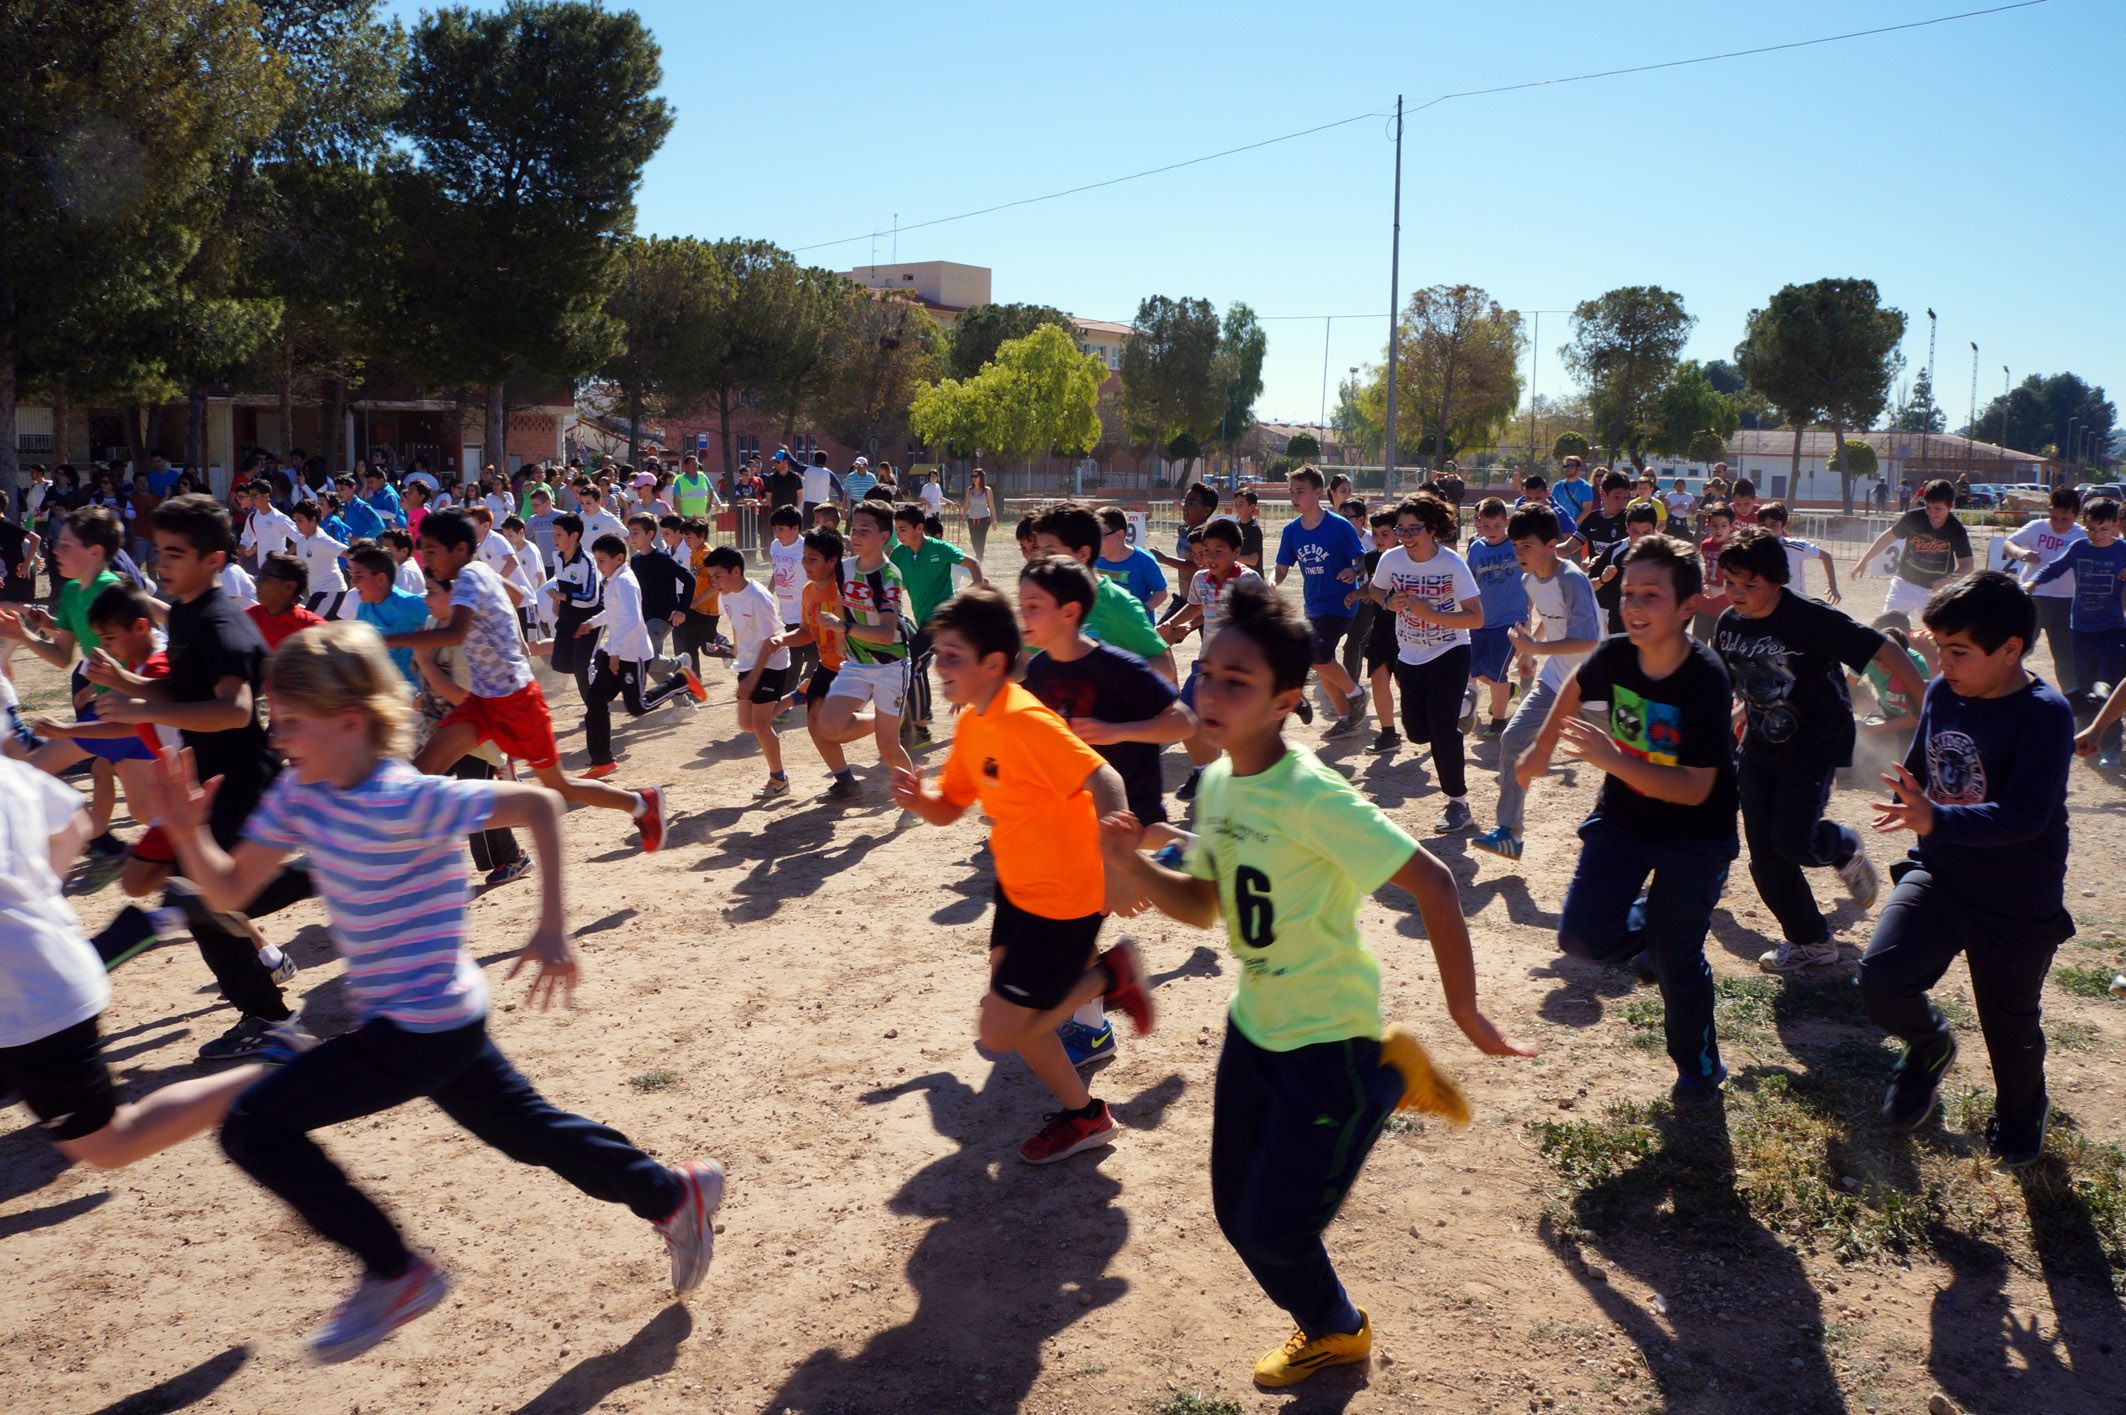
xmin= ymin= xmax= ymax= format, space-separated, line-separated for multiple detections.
xmin=4 ymin=609 xmax=2123 ymax=1415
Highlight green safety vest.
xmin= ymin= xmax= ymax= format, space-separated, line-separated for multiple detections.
xmin=673 ymin=472 xmax=711 ymax=517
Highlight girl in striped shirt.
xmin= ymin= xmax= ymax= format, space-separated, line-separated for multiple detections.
xmin=147 ymin=620 xmax=722 ymax=1365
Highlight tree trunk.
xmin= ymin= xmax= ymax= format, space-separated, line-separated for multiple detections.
xmin=1789 ymin=422 xmax=1805 ymax=492
xmin=277 ymin=331 xmax=295 ymax=457
xmin=1832 ymin=417 xmax=1852 ymax=515
xmin=716 ymin=384 xmax=734 ymax=487
xmin=325 ymin=377 xmax=345 ymax=473
xmin=626 ymin=372 xmax=642 ymax=469
xmin=485 ymin=382 xmax=507 ymax=479
xmin=125 ymin=406 xmax=148 ymax=470
xmin=51 ymin=379 xmax=68 ymax=465
xmin=0 ymin=345 xmax=18 ymax=492
xmin=186 ymin=389 xmax=207 ymax=467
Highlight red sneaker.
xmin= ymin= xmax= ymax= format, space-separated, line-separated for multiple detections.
xmin=636 ymin=785 xmax=667 ymax=853
xmin=582 ymin=761 xmax=620 ymax=780
xmin=681 ymin=667 xmax=707 ymax=703
xmin=1018 ymin=1102 xmax=1117 ymax=1165
xmin=1098 ymin=938 xmax=1155 ymax=1036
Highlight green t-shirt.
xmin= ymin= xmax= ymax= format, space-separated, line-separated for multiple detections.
xmin=516 ymin=481 xmax=554 ymax=518
xmin=1864 ymin=646 xmax=1929 ymax=721
xmin=1185 ymin=747 xmax=1418 ymax=1051
xmin=56 ymin=570 xmax=124 ymax=660
xmin=1085 ymin=576 xmax=1167 ymax=660
xmin=889 ymin=535 xmax=972 ymax=625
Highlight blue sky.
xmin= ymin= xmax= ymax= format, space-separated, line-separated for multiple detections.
xmin=390 ymin=0 xmax=2122 ymax=436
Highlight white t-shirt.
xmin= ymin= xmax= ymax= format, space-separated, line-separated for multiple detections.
xmin=482 ymin=492 xmax=514 ymax=526
xmin=723 ymin=579 xmax=793 ymax=672
xmin=1372 ymin=544 xmax=1481 ymax=665
xmin=579 ymin=509 xmax=626 ymax=548
xmin=919 ymin=482 xmax=945 ymax=515
xmin=767 ymin=537 xmax=806 ymax=624
xmin=1524 ymin=560 xmax=1600 ymax=690
xmin=1779 ymin=537 xmax=1822 ymax=598
xmin=0 ymin=758 xmax=110 ymax=1048
xmin=243 ymin=506 xmax=298 ymax=560
xmin=1662 ymin=490 xmax=1695 ymax=519
xmin=503 ymin=538 xmax=545 ymax=609
xmin=219 ymin=562 xmax=259 ymax=608
xmin=395 ymin=559 xmax=428 ymax=596
xmin=802 ymin=466 xmax=836 ymax=505
xmin=2006 ymin=519 xmax=2086 ymax=599
xmin=292 ymin=526 xmax=348 ymax=593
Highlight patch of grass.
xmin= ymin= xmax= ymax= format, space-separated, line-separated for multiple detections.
xmin=2041 ymin=1128 xmax=2126 ymax=1287
xmin=2053 ymin=963 xmax=2120 ymax=999
xmin=1152 ymin=1394 xmax=1243 ymax=1415
xmin=628 ymin=1069 xmax=679 ymax=1093
xmin=1528 ymin=1101 xmax=1663 ymax=1190
xmin=1620 ymin=996 xmax=1665 ymax=1051
xmin=2051 ymin=1019 xmax=2100 ymax=1052
xmin=1934 ymin=994 xmax=1977 ymax=1030
xmin=1382 ymin=1111 xmax=1428 ymax=1137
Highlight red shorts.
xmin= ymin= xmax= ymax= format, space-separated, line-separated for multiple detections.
xmin=129 ymin=826 xmax=175 ymax=866
xmin=437 ymin=680 xmax=559 ymax=771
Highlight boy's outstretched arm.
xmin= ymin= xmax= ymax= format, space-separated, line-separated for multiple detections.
xmin=488 ymin=783 xmax=575 ymax=1009
xmin=1100 ymin=811 xmax=1220 ymax=926
xmin=147 ymin=749 xmax=293 ymax=913
xmin=1387 ymin=846 xmax=1536 ymax=1058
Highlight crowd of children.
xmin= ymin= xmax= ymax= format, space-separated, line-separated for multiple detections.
xmin=0 ymin=458 xmax=2111 ymax=1391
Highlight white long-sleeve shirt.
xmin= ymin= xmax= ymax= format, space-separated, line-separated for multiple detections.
xmin=583 ymin=564 xmax=654 ymax=663
xmin=292 ymin=526 xmax=348 ymax=592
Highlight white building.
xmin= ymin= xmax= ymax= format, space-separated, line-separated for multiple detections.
xmin=1643 ymin=429 xmax=2051 ymax=504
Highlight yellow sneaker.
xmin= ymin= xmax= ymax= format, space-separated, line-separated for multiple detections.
xmin=1380 ymin=1025 xmax=1470 ymax=1126
xmin=1253 ymin=1310 xmax=1372 ymax=1388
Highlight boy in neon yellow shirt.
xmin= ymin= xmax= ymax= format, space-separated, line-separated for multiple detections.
xmin=1103 ymin=579 xmax=1532 ymax=1389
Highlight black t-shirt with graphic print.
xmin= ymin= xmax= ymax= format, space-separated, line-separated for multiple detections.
xmin=1712 ymin=591 xmax=1885 ymax=771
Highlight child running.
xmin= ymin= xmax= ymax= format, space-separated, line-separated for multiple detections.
xmin=764 ymin=529 xmax=863 ymax=801
xmin=383 ymin=510 xmax=668 ymax=850
xmin=1514 ymin=534 xmax=1741 ymax=1109
xmin=812 ymin=502 xmax=916 ymax=787
xmin=704 ymin=546 xmax=793 ymax=798
xmin=575 ymin=533 xmax=706 ymax=777
xmin=1018 ymin=554 xmax=1197 ymax=1068
xmin=1101 ymin=579 xmax=1531 ymax=1388
xmin=1472 ymin=504 xmax=1601 ymax=863
xmin=891 ymin=586 xmax=1155 ymax=1165
xmin=1271 ymin=466 xmax=1368 ymax=736
xmin=2026 ymin=495 xmax=2126 ymax=765
xmin=1861 ymin=571 xmax=2074 ymax=1169
xmin=1369 ymin=493 xmax=1485 ymax=833
xmin=1463 ymin=497 xmax=1527 ymax=739
xmin=145 ymin=621 xmax=724 ymax=1361
xmin=1712 ymin=527 xmax=1927 ymax=972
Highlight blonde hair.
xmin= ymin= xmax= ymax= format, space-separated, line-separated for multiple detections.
xmin=265 ymin=620 xmax=413 ymax=757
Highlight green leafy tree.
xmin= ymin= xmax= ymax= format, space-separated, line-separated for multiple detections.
xmin=1211 ymin=302 xmax=1268 ymax=459
xmin=1686 ymin=429 xmax=1729 ymax=466
xmin=1650 ymin=361 xmax=1740 ymax=460
xmin=1552 ymin=430 xmax=1591 ymax=461
xmin=1830 ymin=440 xmax=1878 ymax=481
xmin=1379 ymin=283 xmax=1523 ymax=470
xmin=910 ymin=323 xmax=1104 ymax=477
xmin=753 ymin=264 xmax=851 ymax=452
xmin=1285 ymin=433 xmax=1321 ymax=461
xmin=945 ymin=303 xmax=1077 ymax=381
xmin=1118 ymin=295 xmax=1222 ymax=472
xmin=601 ymin=236 xmax=734 ymax=466
xmin=1560 ymin=286 xmax=1693 ymax=469
xmin=1333 ymin=369 xmax=1380 ymax=462
xmin=1734 ymin=278 xmax=1905 ymax=512
xmin=391 ymin=1 xmax=671 ymax=471
xmin=0 ymin=0 xmax=290 ymax=486
xmin=1969 ymin=371 xmax=2115 ymax=458
xmin=818 ymin=288 xmax=942 ymax=460
xmin=1892 ymin=366 xmax=1947 ymax=433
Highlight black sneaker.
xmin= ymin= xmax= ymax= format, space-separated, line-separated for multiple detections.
xmin=1295 ymin=697 xmax=1314 ymax=725
xmin=1371 ymin=728 xmax=1400 ymax=752
xmin=1323 ymin=713 xmax=1363 ymax=739
xmin=1882 ymin=1031 xmax=1957 ymax=1133
xmin=1985 ymin=1101 xmax=2049 ymax=1170
xmin=1434 ymin=798 xmax=1474 ymax=834
xmin=1671 ymin=1062 xmax=1729 ymax=1112
xmin=1176 ymin=767 xmax=1201 ymax=802
xmin=198 ymin=1015 xmax=278 ymax=1063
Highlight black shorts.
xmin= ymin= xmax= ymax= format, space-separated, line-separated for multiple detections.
xmin=0 ymin=1016 xmax=117 ymax=1142
xmin=989 ymin=883 xmax=1103 ymax=1012
xmin=1364 ymin=613 xmax=1398 ymax=674
xmin=746 ymin=665 xmax=791 ymax=705
xmin=1308 ymin=613 xmax=1352 ymax=663
xmin=805 ymin=664 xmax=840 ymax=702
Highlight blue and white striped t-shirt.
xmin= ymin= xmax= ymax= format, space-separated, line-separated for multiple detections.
xmin=243 ymin=760 xmax=496 ymax=1031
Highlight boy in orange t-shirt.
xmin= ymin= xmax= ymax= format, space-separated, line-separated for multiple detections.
xmin=893 ymin=585 xmax=1155 ymax=1165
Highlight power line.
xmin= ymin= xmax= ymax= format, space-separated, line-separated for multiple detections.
xmin=791 ymin=1 xmax=2047 ymax=257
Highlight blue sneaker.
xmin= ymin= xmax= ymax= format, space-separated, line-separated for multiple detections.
xmin=1471 ymin=827 xmax=1522 ymax=861
xmin=1058 ymin=1019 xmax=1117 ymax=1070
xmin=1151 ymin=842 xmax=1187 ymax=870
xmin=1671 ymin=1062 xmax=1729 ymax=1112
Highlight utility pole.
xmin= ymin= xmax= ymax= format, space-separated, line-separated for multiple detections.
xmin=1527 ymin=311 xmax=1539 ymax=466
xmin=1967 ymin=342 xmax=1979 ymax=478
xmin=1319 ymin=316 xmax=1334 ymax=452
xmin=1922 ymin=308 xmax=1936 ymax=480
xmin=1999 ymin=365 xmax=2008 ymax=472
xmin=1383 ymin=94 xmax=1403 ymax=487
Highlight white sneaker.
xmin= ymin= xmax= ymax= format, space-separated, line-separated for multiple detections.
xmin=1757 ymin=941 xmax=1843 ymax=974
xmin=308 ymin=1256 xmax=449 ymax=1364
xmin=657 ymin=1158 xmax=726 ymax=1296
xmin=1833 ymin=828 xmax=1878 ymax=909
